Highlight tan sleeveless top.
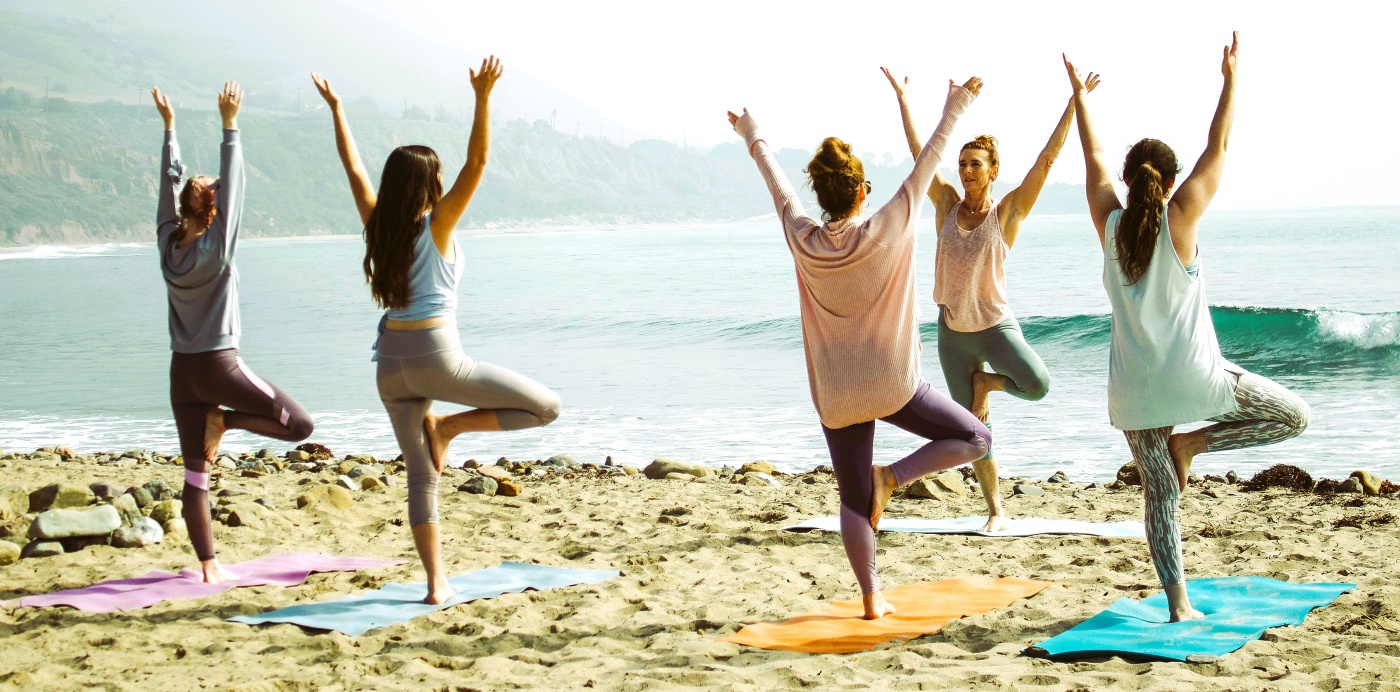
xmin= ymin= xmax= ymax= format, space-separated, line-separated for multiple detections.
xmin=933 ymin=200 xmax=1011 ymax=332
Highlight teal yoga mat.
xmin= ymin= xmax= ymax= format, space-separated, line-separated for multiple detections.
xmin=230 ymin=561 xmax=619 ymax=636
xmin=783 ymin=515 xmax=1146 ymax=538
xmin=1026 ymin=576 xmax=1354 ymax=662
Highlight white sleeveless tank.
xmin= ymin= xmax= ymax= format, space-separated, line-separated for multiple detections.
xmin=1103 ymin=207 xmax=1238 ymax=430
xmin=933 ymin=200 xmax=1011 ymax=332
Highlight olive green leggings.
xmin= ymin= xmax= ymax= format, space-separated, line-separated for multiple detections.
xmin=936 ymin=310 xmax=1050 ymax=460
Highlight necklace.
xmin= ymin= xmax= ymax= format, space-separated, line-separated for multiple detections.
xmin=964 ymin=196 xmax=991 ymax=215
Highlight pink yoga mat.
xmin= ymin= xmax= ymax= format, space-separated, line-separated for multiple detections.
xmin=6 ymin=553 xmax=403 ymax=612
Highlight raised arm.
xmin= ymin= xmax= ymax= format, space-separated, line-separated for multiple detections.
xmin=999 ymin=80 xmax=1096 ymax=247
xmin=311 ymin=72 xmax=376 ymax=225
xmin=881 ymin=67 xmax=963 ymax=222
xmin=152 ymin=87 xmax=181 ymax=233
xmin=729 ymin=109 xmax=818 ymax=236
xmin=1168 ymin=32 xmax=1239 ymax=254
xmin=429 ymin=56 xmax=503 ymax=252
xmin=1064 ymin=55 xmax=1114 ymax=247
xmin=214 ymin=82 xmax=245 ymax=258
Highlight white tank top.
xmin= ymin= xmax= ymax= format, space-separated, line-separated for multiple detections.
xmin=933 ymin=200 xmax=1011 ymax=332
xmin=1103 ymin=207 xmax=1239 ymax=430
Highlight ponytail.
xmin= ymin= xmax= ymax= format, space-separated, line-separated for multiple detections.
xmin=178 ymin=175 xmax=217 ymax=232
xmin=1116 ymin=139 xmax=1181 ymax=284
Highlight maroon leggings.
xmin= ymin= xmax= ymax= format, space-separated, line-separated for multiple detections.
xmin=170 ymin=349 xmax=312 ymax=560
xmin=821 ymin=381 xmax=991 ymax=594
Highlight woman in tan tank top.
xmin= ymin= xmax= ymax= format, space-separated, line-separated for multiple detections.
xmin=882 ymin=69 xmax=1094 ymax=533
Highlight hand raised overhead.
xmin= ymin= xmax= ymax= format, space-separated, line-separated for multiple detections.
xmin=309 ymin=72 xmax=341 ymax=108
xmin=881 ymin=67 xmax=909 ymax=98
xmin=470 ymin=55 xmax=504 ymax=97
xmin=1062 ymin=54 xmax=1100 ymax=95
xmin=954 ymin=76 xmax=984 ymax=96
xmin=726 ymin=108 xmax=747 ymax=128
xmin=218 ymin=81 xmax=243 ymax=128
xmin=151 ymin=87 xmax=174 ymax=129
xmin=1222 ymin=31 xmax=1240 ymax=80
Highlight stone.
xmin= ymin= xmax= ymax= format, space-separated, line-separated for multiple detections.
xmin=1339 ymin=477 xmax=1364 ymax=494
xmin=1106 ymin=480 xmax=1126 ymax=490
xmin=336 ymin=460 xmax=358 ymax=475
xmin=1116 ymin=461 xmax=1142 ymax=487
xmin=347 ymin=464 xmax=381 ymax=479
xmin=1085 ymin=482 xmax=1099 ymax=490
xmin=295 ymin=442 xmax=334 ymax=459
xmin=664 ymin=472 xmax=695 ymax=482
xmin=162 ymin=518 xmax=188 ymax=543
xmin=546 ymin=454 xmax=577 ymax=467
xmin=112 ymin=517 xmax=164 ymax=548
xmin=0 ymin=483 xmax=29 ymax=521
xmin=739 ymin=461 xmax=777 ymax=475
xmin=149 ymin=500 xmax=183 ymax=526
xmin=360 ymin=476 xmax=385 ymax=491
xmin=296 ymin=485 xmax=355 ymax=510
xmin=255 ymin=448 xmax=275 ymax=459
xmin=286 ymin=450 xmax=312 ymax=462
xmin=22 ymin=540 xmax=64 ymax=558
xmin=458 ymin=476 xmax=498 ymax=496
xmin=28 ymin=483 xmax=96 ymax=512
xmin=121 ymin=448 xmax=147 ymax=460
xmin=60 ymin=535 xmax=112 ymax=552
xmin=497 ymin=479 xmax=523 ymax=497
xmin=463 ymin=459 xmax=481 ymax=469
xmin=0 ymin=539 xmax=20 ymax=565
xmin=224 ymin=502 xmax=269 ymax=530
xmin=1226 ymin=470 xmax=1240 ymax=484
xmin=335 ymin=475 xmax=358 ymax=492
xmin=218 ymin=486 xmax=251 ymax=499
xmin=287 ymin=462 xmax=317 ymax=472
xmin=1013 ymin=484 xmax=1045 ymax=497
xmin=215 ymin=456 xmax=237 ymax=470
xmin=89 ymin=482 xmax=126 ymax=502
xmin=644 ymin=458 xmax=712 ymax=480
xmin=478 ymin=466 xmax=512 ymax=482
xmin=907 ymin=471 xmax=967 ymax=499
xmin=111 ymin=493 xmax=142 ymax=526
xmin=125 ymin=486 xmax=153 ymax=508
xmin=142 ymin=479 xmax=178 ymax=502
xmin=241 ymin=465 xmax=269 ymax=478
xmin=54 ymin=446 xmax=76 ymax=460
xmin=1350 ymin=470 xmax=1383 ymax=496
xmin=814 ymin=464 xmax=834 ymax=474
xmin=28 ymin=504 xmax=122 ymax=540
xmin=1048 ymin=471 xmax=1069 ymax=484
xmin=743 ymin=472 xmax=781 ymax=487
xmin=623 ymin=467 xmax=641 ymax=475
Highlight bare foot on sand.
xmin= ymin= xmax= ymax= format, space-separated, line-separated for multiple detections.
xmin=1164 ymin=583 xmax=1205 ymax=621
xmin=1167 ymin=431 xmax=1206 ymax=492
xmin=424 ymin=412 xmax=449 ymax=473
xmin=970 ymin=371 xmax=1005 ymax=422
xmin=979 ymin=513 xmax=1012 ymax=533
xmin=862 ymin=591 xmax=897 ymax=620
xmin=203 ymin=407 xmax=226 ymax=462
xmin=424 ymin=579 xmax=454 ymax=605
xmin=870 ymin=465 xmax=899 ymax=531
xmin=200 ymin=558 xmax=236 ymax=584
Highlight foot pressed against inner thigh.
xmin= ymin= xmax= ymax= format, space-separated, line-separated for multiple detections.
xmin=1166 ymin=429 xmax=1207 ymax=492
xmin=870 ymin=465 xmax=899 ymax=531
xmin=424 ymin=409 xmax=502 ymax=472
xmin=969 ymin=370 xmax=1008 ymax=422
xmin=203 ymin=407 xmax=226 ymax=462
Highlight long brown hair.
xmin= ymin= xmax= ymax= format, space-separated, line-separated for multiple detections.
xmin=805 ymin=137 xmax=865 ymax=221
xmin=363 ymin=145 xmax=443 ymax=309
xmin=1115 ymin=139 xmax=1181 ymax=284
xmin=178 ymin=175 xmax=217 ymax=233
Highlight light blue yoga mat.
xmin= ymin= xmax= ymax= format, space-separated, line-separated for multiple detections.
xmin=783 ymin=516 xmax=1146 ymax=538
xmin=1027 ymin=576 xmax=1355 ymax=662
xmin=230 ymin=561 xmax=619 ymax=636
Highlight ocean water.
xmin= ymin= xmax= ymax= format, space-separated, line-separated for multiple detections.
xmin=1 ymin=207 xmax=1397 ymax=482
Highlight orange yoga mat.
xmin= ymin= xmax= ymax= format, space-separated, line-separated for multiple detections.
xmin=721 ymin=576 xmax=1060 ymax=654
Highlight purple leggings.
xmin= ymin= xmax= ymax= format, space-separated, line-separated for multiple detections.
xmin=170 ymin=349 xmax=313 ymax=561
xmin=821 ymin=381 xmax=991 ymax=594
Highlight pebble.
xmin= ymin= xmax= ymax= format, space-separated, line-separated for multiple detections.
xmin=347 ymin=464 xmax=382 ymax=479
xmin=1013 ymin=484 xmax=1045 ymax=497
xmin=478 ymin=466 xmax=512 ymax=482
xmin=218 ymin=486 xmax=251 ymax=498
xmin=1226 ymin=470 xmax=1241 ymax=484
xmin=163 ymin=518 xmax=188 ymax=542
xmin=287 ymin=462 xmax=317 ymax=472
xmin=644 ymin=458 xmax=712 ymax=480
xmin=907 ymin=471 xmax=966 ymax=499
xmin=546 ymin=454 xmax=578 ymax=468
xmin=381 ymin=475 xmax=399 ymax=489
xmin=739 ymin=461 xmax=776 ymax=475
xmin=1116 ymin=461 xmax=1142 ymax=487
xmin=28 ymin=483 xmax=96 ymax=512
xmin=0 ymin=539 xmax=19 ymax=565
xmin=497 ymin=479 xmax=523 ymax=497
xmin=360 ymin=476 xmax=385 ymax=491
xmin=1048 ymin=471 xmax=1070 ymax=484
xmin=28 ymin=504 xmax=121 ymax=539
xmin=22 ymin=540 xmax=64 ymax=559
xmin=1350 ymin=470 xmax=1382 ymax=496
xmin=0 ymin=483 xmax=29 ymax=521
xmin=142 ymin=479 xmax=178 ymax=502
xmin=335 ymin=475 xmax=358 ymax=492
xmin=255 ymin=448 xmax=275 ymax=459
xmin=665 ymin=472 xmax=696 ymax=482
xmin=89 ymin=482 xmax=126 ymax=501
xmin=125 ymin=486 xmax=153 ymax=508
xmin=112 ymin=517 xmax=164 ymax=547
xmin=111 ymin=493 xmax=142 ymax=525
xmin=296 ymin=485 xmax=355 ymax=510
xmin=149 ymin=500 xmax=183 ymax=526
xmin=285 ymin=450 xmax=312 ymax=462
xmin=215 ymin=456 xmax=237 ymax=470
xmin=458 ymin=476 xmax=498 ymax=496
xmin=223 ymin=502 xmax=269 ymax=530
xmin=623 ymin=467 xmax=641 ymax=476
xmin=1339 ymin=477 xmax=1364 ymax=494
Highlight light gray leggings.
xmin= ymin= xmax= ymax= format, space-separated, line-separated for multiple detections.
xmin=1124 ymin=368 xmax=1309 ymax=589
xmin=376 ymin=327 xmax=561 ymax=525
xmin=937 ymin=310 xmax=1050 ymax=461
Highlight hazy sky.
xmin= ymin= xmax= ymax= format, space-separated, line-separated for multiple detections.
xmin=347 ymin=0 xmax=1393 ymax=209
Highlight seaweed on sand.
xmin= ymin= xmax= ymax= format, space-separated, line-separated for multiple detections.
xmin=1241 ymin=464 xmax=1314 ymax=492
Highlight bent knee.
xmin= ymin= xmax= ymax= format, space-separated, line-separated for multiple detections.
xmin=1021 ymin=375 xmax=1050 ymax=401
xmin=536 ymin=390 xmax=562 ymax=426
xmin=1283 ymin=398 xmax=1310 ymax=437
xmin=289 ymin=416 xmax=315 ymax=442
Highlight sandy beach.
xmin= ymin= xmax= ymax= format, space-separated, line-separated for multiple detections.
xmin=2 ymin=447 xmax=1398 ymax=691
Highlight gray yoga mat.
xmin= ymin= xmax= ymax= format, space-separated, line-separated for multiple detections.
xmin=782 ymin=515 xmax=1146 ymax=538
xmin=230 ymin=561 xmax=619 ymax=636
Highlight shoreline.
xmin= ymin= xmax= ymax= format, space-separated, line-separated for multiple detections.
xmin=2 ymin=447 xmax=1398 ymax=690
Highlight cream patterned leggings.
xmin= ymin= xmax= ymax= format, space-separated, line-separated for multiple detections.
xmin=1123 ymin=369 xmax=1310 ymax=588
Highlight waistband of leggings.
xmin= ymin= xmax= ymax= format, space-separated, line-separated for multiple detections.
xmin=374 ymin=323 xmax=460 ymax=359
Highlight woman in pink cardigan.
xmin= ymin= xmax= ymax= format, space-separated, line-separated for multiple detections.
xmin=727 ymin=77 xmax=991 ymax=619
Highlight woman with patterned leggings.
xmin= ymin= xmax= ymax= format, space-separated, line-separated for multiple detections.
xmin=152 ymin=83 xmax=314 ymax=583
xmin=1066 ymin=34 xmax=1309 ymax=621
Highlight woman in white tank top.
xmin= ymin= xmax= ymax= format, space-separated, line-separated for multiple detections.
xmin=881 ymin=69 xmax=1093 ymax=533
xmin=1068 ymin=35 xmax=1309 ymax=621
